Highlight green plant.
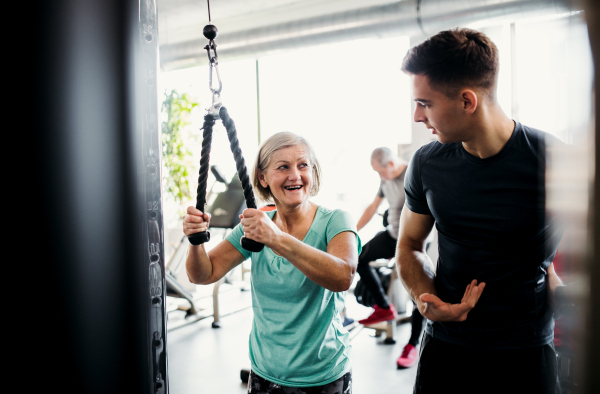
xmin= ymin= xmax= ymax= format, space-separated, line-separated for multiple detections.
xmin=161 ymin=90 xmax=199 ymax=216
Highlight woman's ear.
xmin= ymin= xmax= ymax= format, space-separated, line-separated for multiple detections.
xmin=258 ymin=169 xmax=269 ymax=188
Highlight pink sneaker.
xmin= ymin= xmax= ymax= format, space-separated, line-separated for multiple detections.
xmin=358 ymin=304 xmax=397 ymax=325
xmin=396 ymin=343 xmax=418 ymax=369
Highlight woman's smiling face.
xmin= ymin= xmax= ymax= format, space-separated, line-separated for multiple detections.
xmin=259 ymin=144 xmax=313 ymax=208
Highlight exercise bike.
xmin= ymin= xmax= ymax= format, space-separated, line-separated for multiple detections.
xmin=352 ymin=209 xmax=414 ymax=344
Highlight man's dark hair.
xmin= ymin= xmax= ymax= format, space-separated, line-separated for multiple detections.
xmin=401 ymin=28 xmax=499 ymax=98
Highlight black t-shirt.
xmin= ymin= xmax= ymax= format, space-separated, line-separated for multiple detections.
xmin=405 ymin=122 xmax=562 ymax=349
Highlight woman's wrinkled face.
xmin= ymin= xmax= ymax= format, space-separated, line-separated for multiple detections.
xmin=259 ymin=145 xmax=313 ymax=208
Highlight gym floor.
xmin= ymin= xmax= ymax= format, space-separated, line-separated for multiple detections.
xmin=167 ymin=282 xmax=418 ymax=394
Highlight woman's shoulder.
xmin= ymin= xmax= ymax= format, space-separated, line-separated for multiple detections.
xmin=315 ymin=205 xmax=344 ymax=217
xmin=315 ymin=206 xmax=354 ymax=227
xmin=312 ymin=206 xmax=358 ymax=247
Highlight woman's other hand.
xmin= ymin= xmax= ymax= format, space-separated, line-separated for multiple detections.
xmin=240 ymin=208 xmax=282 ymax=247
xmin=183 ymin=206 xmax=211 ymax=237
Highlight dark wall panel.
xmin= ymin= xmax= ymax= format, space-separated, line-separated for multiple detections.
xmin=34 ymin=0 xmax=166 ymax=392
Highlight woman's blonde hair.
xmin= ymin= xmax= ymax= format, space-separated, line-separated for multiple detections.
xmin=252 ymin=132 xmax=322 ymax=203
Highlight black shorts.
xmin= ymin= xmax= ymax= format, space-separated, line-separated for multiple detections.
xmin=248 ymin=371 xmax=352 ymax=394
xmin=414 ymin=334 xmax=559 ymax=394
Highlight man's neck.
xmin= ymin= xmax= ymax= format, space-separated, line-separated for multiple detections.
xmin=461 ymin=103 xmax=515 ymax=159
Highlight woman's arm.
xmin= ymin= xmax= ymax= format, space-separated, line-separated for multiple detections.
xmin=239 ymin=208 xmax=358 ymax=292
xmin=186 ymin=241 xmax=247 ymax=285
xmin=271 ymin=231 xmax=358 ymax=292
xmin=183 ymin=206 xmax=246 ymax=285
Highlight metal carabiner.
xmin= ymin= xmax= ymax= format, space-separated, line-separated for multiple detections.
xmin=207 ymin=91 xmax=222 ymax=119
xmin=206 ymin=46 xmax=222 ymax=119
xmin=205 ymin=41 xmax=222 ymax=95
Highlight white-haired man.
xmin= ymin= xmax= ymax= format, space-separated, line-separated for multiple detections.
xmin=356 ymin=147 xmax=426 ymax=368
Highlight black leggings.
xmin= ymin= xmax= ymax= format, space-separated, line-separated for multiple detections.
xmin=357 ymin=230 xmax=426 ymax=345
xmin=357 ymin=231 xmax=397 ymax=309
xmin=248 ymin=371 xmax=352 ymax=394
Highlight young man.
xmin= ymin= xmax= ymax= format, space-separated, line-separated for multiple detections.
xmin=398 ymin=28 xmax=563 ymax=393
xmin=355 ymin=148 xmax=426 ymax=368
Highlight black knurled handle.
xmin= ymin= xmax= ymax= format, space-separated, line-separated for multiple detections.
xmin=241 ymin=237 xmax=264 ymax=252
xmin=189 ymin=231 xmax=211 ymax=246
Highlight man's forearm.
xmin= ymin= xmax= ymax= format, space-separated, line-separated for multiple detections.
xmin=397 ymin=245 xmax=437 ymax=306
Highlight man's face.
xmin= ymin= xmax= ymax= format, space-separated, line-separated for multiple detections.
xmin=411 ymin=74 xmax=471 ymax=144
xmin=371 ymin=159 xmax=395 ymax=180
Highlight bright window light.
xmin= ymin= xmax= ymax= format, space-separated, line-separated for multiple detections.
xmin=259 ymin=36 xmax=412 ymax=219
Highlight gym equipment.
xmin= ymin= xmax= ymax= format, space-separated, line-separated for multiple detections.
xmin=166 ymin=170 xmax=250 ymax=330
xmin=240 ymin=369 xmax=250 ymax=384
xmin=353 ymin=209 xmax=393 ymax=308
xmin=140 ymin=2 xmax=168 ymax=390
xmin=207 ymin=172 xmax=246 ymax=229
xmin=187 ymin=1 xmax=263 ymax=253
xmin=354 ymin=263 xmax=398 ymax=309
xmin=355 ymin=258 xmax=411 ymax=344
xmin=210 ymin=164 xmax=228 ymax=184
xmin=37 ymin=1 xmax=169 ymax=391
xmin=382 ymin=208 xmax=389 ymax=228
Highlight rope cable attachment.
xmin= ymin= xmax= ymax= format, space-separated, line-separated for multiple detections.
xmin=187 ymin=1 xmax=264 ymax=252
xmin=188 ymin=115 xmax=215 ymax=246
xmin=220 ymin=106 xmax=264 ymax=252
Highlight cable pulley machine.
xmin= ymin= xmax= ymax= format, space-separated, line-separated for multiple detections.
xmin=187 ymin=0 xmax=264 ymax=252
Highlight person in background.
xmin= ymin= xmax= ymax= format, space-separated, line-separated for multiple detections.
xmin=184 ymin=132 xmax=360 ymax=393
xmin=355 ymin=147 xmax=426 ymax=368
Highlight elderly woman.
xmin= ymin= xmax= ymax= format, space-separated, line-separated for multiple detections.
xmin=184 ymin=131 xmax=360 ymax=394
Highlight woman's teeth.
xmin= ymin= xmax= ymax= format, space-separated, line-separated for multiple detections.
xmin=284 ymin=186 xmax=303 ymax=190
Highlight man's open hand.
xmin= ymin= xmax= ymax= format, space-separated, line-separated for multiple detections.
xmin=419 ymin=279 xmax=486 ymax=322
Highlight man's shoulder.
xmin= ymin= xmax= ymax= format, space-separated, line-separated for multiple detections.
xmin=519 ymin=123 xmax=564 ymax=145
xmin=515 ymin=122 xmax=565 ymax=156
xmin=415 ymin=140 xmax=462 ymax=165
